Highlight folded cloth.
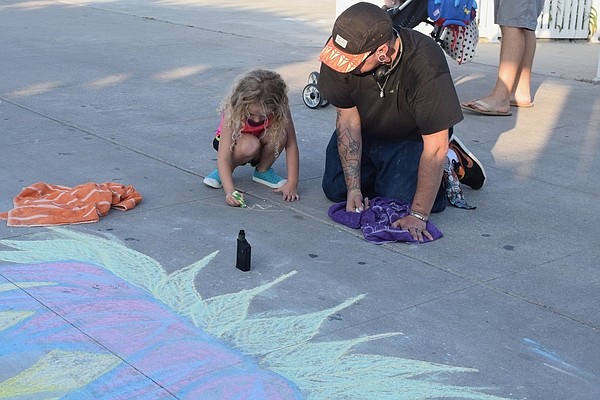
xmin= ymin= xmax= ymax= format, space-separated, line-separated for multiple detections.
xmin=328 ymin=197 xmax=443 ymax=244
xmin=0 ymin=182 xmax=142 ymax=227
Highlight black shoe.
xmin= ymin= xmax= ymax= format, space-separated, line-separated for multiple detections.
xmin=448 ymin=135 xmax=486 ymax=189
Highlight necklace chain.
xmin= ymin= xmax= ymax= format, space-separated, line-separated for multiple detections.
xmin=375 ymin=31 xmax=403 ymax=98
xmin=376 ymin=75 xmax=390 ymax=98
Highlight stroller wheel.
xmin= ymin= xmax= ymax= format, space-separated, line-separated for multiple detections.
xmin=302 ymin=83 xmax=323 ymax=109
xmin=320 ymin=98 xmax=330 ymax=107
xmin=308 ymin=71 xmax=320 ymax=84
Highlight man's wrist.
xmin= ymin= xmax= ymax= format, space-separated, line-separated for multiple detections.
xmin=409 ymin=210 xmax=429 ymax=222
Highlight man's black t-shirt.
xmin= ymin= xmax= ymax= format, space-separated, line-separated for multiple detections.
xmin=318 ymin=28 xmax=463 ymax=141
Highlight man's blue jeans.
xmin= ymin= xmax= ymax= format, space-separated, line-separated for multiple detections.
xmin=322 ymin=131 xmax=447 ymax=213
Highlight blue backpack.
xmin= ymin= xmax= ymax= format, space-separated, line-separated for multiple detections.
xmin=428 ymin=0 xmax=477 ymax=27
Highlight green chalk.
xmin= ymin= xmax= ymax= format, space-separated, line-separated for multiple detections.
xmin=231 ymin=190 xmax=246 ymax=208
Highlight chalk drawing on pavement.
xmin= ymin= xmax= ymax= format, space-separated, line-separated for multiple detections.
xmin=0 ymin=227 xmax=510 ymax=399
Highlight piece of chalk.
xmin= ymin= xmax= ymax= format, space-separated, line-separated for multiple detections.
xmin=231 ymin=190 xmax=247 ymax=208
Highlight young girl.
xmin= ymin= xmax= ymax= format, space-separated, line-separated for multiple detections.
xmin=203 ymin=69 xmax=300 ymax=207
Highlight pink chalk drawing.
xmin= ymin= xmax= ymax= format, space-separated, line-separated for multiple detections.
xmin=0 ymin=260 xmax=301 ymax=399
xmin=0 ymin=228 xmax=510 ymax=399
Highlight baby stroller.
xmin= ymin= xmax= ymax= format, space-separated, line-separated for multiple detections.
xmin=302 ymin=0 xmax=477 ymax=109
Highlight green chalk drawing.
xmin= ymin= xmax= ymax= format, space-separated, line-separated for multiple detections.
xmin=0 ymin=228 xmax=512 ymax=399
xmin=199 ymin=270 xmax=298 ymax=335
xmin=223 ymin=295 xmax=365 ymax=356
xmin=0 ymin=282 xmax=56 ymax=292
xmin=0 ymin=311 xmax=35 ymax=331
xmin=0 ymin=349 xmax=121 ymax=398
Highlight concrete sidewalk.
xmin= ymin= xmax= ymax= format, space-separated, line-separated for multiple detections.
xmin=1 ymin=1 xmax=599 ymax=399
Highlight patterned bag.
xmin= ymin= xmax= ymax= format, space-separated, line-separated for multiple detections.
xmin=428 ymin=0 xmax=478 ymax=65
xmin=438 ymin=18 xmax=479 ymax=65
xmin=428 ymin=0 xmax=477 ymax=27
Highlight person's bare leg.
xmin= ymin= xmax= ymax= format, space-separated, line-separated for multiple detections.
xmin=511 ymin=29 xmax=537 ymax=105
xmin=232 ymin=134 xmax=260 ymax=167
xmin=463 ymin=26 xmax=525 ymax=113
xmin=255 ymin=135 xmax=286 ymax=173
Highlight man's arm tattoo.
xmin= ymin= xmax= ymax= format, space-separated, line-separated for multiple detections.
xmin=335 ymin=127 xmax=361 ymax=192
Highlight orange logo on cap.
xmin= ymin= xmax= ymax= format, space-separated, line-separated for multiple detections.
xmin=319 ymin=40 xmax=367 ymax=74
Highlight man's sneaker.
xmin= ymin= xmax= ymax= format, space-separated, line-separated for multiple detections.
xmin=203 ymin=169 xmax=222 ymax=189
xmin=448 ymin=135 xmax=486 ymax=190
xmin=252 ymin=168 xmax=287 ymax=189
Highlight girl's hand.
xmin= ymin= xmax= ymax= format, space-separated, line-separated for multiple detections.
xmin=274 ymin=182 xmax=299 ymax=202
xmin=225 ymin=192 xmax=243 ymax=207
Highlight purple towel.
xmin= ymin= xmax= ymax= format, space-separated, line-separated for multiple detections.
xmin=328 ymin=197 xmax=443 ymax=244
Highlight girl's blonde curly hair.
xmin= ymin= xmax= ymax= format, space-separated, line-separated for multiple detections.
xmin=219 ymin=69 xmax=289 ymax=158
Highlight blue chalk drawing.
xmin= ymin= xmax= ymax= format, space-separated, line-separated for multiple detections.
xmin=0 ymin=227 xmax=511 ymax=399
xmin=523 ymin=338 xmax=596 ymax=382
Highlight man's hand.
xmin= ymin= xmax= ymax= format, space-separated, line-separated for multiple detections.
xmin=392 ymin=214 xmax=433 ymax=242
xmin=346 ymin=189 xmax=369 ymax=213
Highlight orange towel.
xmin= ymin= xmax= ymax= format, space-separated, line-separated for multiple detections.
xmin=0 ymin=182 xmax=142 ymax=227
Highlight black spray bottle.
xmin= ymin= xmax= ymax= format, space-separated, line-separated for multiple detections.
xmin=236 ymin=230 xmax=251 ymax=272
